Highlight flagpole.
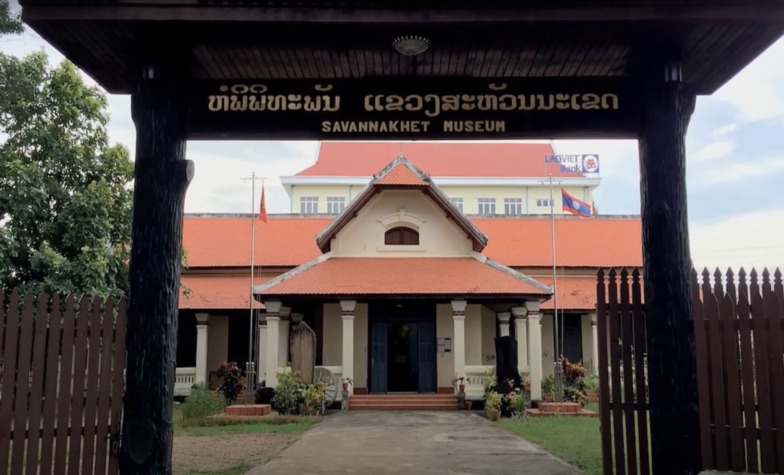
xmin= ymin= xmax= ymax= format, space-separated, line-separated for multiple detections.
xmin=548 ymin=176 xmax=559 ymax=365
xmin=241 ymin=172 xmax=264 ymax=404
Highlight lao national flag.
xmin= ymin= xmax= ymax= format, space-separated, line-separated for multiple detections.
xmin=561 ymin=189 xmax=592 ymax=217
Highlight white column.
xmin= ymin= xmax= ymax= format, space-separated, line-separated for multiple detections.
xmin=257 ymin=314 xmax=267 ymax=384
xmin=512 ymin=306 xmax=528 ymax=373
xmin=278 ymin=306 xmax=292 ymax=369
xmin=590 ymin=312 xmax=599 ymax=375
xmin=264 ymin=301 xmax=282 ymax=387
xmin=451 ymin=300 xmax=467 ymax=386
xmin=497 ymin=312 xmax=511 ymax=337
xmin=525 ymin=300 xmax=543 ymax=401
xmin=195 ymin=313 xmax=210 ymax=386
xmin=340 ymin=300 xmax=356 ymax=395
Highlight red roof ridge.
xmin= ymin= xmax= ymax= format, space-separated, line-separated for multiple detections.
xmin=315 ymin=155 xmax=489 ymax=253
xmin=470 ymin=252 xmax=553 ymax=294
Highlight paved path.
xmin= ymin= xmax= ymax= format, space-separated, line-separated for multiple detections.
xmin=247 ymin=411 xmax=582 ymax=475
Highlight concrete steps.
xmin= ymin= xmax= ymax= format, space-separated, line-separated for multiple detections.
xmin=349 ymin=394 xmax=458 ymax=411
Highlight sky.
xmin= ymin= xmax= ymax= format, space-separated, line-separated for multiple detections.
xmin=2 ymin=20 xmax=783 ymax=272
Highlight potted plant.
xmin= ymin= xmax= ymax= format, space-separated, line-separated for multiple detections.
xmin=458 ymin=376 xmax=466 ymax=393
xmin=541 ymin=375 xmax=556 ymax=402
xmin=520 ymin=372 xmax=531 ymax=393
xmin=456 ymin=377 xmax=466 ymax=410
xmin=485 ymin=391 xmax=502 ymax=421
xmin=464 ymin=399 xmax=473 ymax=410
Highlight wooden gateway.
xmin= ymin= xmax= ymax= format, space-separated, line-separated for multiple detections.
xmin=17 ymin=1 xmax=784 ymax=473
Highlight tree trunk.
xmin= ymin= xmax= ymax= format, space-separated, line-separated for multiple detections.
xmin=638 ymin=63 xmax=701 ymax=475
xmin=121 ymin=59 xmax=193 ymax=474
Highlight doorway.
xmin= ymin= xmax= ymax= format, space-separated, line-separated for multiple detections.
xmin=369 ymin=303 xmax=436 ymax=394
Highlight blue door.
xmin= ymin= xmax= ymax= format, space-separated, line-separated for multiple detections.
xmin=370 ymin=322 xmax=387 ymax=393
xmin=417 ymin=322 xmax=436 ymax=393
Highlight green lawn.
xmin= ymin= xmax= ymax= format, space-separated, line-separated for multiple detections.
xmin=183 ymin=463 xmax=250 ymax=475
xmin=500 ymin=404 xmax=602 ymax=475
xmin=172 ymin=405 xmax=319 ymax=437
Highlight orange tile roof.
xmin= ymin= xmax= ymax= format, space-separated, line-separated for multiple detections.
xmin=257 ymin=257 xmax=551 ymax=297
xmin=299 ymin=142 xmax=581 ymax=178
xmin=476 ymin=217 xmax=642 ymax=267
xmin=180 ymin=275 xmax=269 ymax=310
xmin=375 ymin=161 xmax=429 ymax=186
xmin=183 ymin=216 xmax=330 ymax=268
xmin=183 ymin=215 xmax=642 ymax=269
xmin=535 ymin=277 xmax=597 ymax=310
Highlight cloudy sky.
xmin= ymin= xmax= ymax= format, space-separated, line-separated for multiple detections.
xmin=2 ymin=25 xmax=783 ymax=272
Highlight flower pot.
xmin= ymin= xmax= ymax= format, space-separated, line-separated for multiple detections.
xmin=523 ymin=381 xmax=531 ymax=392
xmin=465 ymin=400 xmax=473 ymax=410
xmin=485 ymin=408 xmax=500 ymax=421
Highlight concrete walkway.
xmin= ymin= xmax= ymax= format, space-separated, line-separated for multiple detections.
xmin=247 ymin=411 xmax=582 ymax=475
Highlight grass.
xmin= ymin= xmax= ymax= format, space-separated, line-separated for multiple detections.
xmin=172 ymin=406 xmax=319 ymax=437
xmin=500 ymin=403 xmax=602 ymax=475
xmin=183 ymin=462 xmax=251 ymax=475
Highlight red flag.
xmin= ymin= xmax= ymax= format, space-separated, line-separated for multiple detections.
xmin=259 ymin=184 xmax=268 ymax=223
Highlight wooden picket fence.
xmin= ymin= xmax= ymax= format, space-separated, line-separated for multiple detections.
xmin=0 ymin=292 xmax=126 ymax=474
xmin=693 ymin=267 xmax=784 ymax=473
xmin=597 ymin=267 xmax=784 ymax=475
xmin=596 ymin=268 xmax=650 ymax=475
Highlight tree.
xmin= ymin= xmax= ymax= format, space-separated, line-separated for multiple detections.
xmin=0 ymin=50 xmax=133 ymax=298
xmin=0 ymin=0 xmax=23 ymax=36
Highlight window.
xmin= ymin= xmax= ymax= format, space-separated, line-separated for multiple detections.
xmin=504 ymin=198 xmax=523 ymax=215
xmin=326 ymin=196 xmax=345 ymax=214
xmin=449 ymin=197 xmax=464 ymax=213
xmin=536 ymin=198 xmax=554 ymax=209
xmin=300 ymin=196 xmax=318 ymax=214
xmin=384 ymin=226 xmax=419 ymax=245
xmin=477 ymin=198 xmax=496 ymax=215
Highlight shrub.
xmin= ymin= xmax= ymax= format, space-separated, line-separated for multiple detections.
xmin=560 ymin=357 xmax=588 ymax=406
xmin=485 ymin=391 xmax=502 ymax=410
xmin=255 ymin=386 xmax=275 ymax=405
xmin=272 ymin=370 xmax=304 ymax=414
xmin=181 ymin=384 xmax=225 ymax=422
xmin=217 ymin=361 xmax=246 ymax=406
xmin=585 ymin=374 xmax=598 ymax=390
xmin=303 ymin=382 xmax=326 ymax=415
xmin=509 ymin=390 xmax=527 ymax=418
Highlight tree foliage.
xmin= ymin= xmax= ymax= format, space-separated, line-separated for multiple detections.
xmin=0 ymin=50 xmax=133 ymax=298
xmin=0 ymin=0 xmax=23 ymax=36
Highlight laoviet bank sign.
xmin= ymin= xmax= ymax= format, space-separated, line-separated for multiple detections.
xmin=545 ymin=154 xmax=600 ymax=174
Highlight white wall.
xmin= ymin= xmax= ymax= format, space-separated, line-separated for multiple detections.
xmin=206 ymin=315 xmax=228 ymax=374
xmin=322 ymin=303 xmax=342 ymax=366
xmin=330 ymin=190 xmax=474 ymax=257
xmin=465 ymin=304 xmax=483 ymax=366
xmin=541 ymin=313 xmax=555 ymax=377
xmin=481 ymin=306 xmax=496 ymax=365
xmin=581 ymin=313 xmax=595 ymax=375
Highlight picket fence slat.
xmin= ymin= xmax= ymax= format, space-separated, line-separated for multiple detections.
xmin=763 ymin=271 xmax=784 ymax=470
xmin=631 ymin=270 xmax=649 ymax=475
xmin=597 ymin=271 xmax=613 ymax=475
xmin=25 ymin=294 xmax=51 ymax=475
xmin=0 ymin=292 xmax=21 ymax=472
xmin=607 ymin=269 xmax=626 ymax=475
xmin=39 ymin=294 xmax=64 ymax=475
xmin=54 ymin=296 xmax=78 ymax=472
xmin=108 ymin=297 xmax=127 ymax=475
xmin=705 ymin=270 xmax=729 ymax=471
xmin=82 ymin=298 xmax=104 ymax=475
xmin=693 ymin=271 xmax=713 ymax=469
xmin=750 ymin=270 xmax=776 ymax=473
xmin=720 ymin=293 xmax=745 ymax=471
xmin=68 ymin=297 xmax=92 ymax=473
xmin=619 ymin=270 xmax=637 ymax=475
xmin=95 ymin=298 xmax=117 ymax=475
xmin=11 ymin=293 xmax=36 ymax=475
xmin=773 ymin=271 xmax=784 ymax=468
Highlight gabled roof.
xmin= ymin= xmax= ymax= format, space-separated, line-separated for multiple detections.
xmin=254 ymin=256 xmax=552 ymax=299
xmin=315 ymin=155 xmax=489 ymax=253
xmin=180 ymin=274 xmax=267 ymax=310
xmin=297 ymin=142 xmax=579 ymax=179
xmin=181 ymin=214 xmax=643 ymax=269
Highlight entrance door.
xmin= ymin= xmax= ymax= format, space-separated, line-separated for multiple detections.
xmin=417 ymin=322 xmax=436 ymax=393
xmin=370 ymin=322 xmax=387 ymax=392
xmin=388 ymin=323 xmax=418 ymax=392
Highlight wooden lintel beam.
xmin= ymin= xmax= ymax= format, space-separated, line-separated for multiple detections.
xmin=21 ymin=5 xmax=784 ymax=24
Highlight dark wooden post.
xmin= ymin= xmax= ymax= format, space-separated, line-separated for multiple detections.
xmin=121 ymin=56 xmax=194 ymax=474
xmin=638 ymin=60 xmax=700 ymax=474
